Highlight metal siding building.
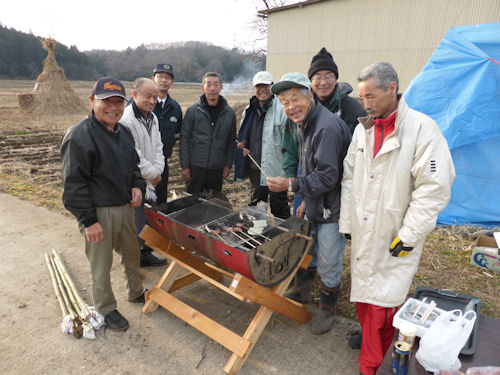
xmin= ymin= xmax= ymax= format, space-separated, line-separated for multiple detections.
xmin=264 ymin=0 xmax=500 ymax=94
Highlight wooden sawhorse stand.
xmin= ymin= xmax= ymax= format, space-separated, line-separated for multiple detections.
xmin=140 ymin=225 xmax=313 ymax=374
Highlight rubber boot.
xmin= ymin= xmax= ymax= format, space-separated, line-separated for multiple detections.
xmin=310 ymin=283 xmax=340 ymax=335
xmin=348 ymin=329 xmax=362 ymax=349
xmin=286 ymin=268 xmax=316 ymax=304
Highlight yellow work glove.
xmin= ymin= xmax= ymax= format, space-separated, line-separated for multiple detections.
xmin=389 ymin=236 xmax=414 ymax=257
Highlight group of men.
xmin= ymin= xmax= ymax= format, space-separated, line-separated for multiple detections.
xmin=61 ymin=47 xmax=455 ymax=375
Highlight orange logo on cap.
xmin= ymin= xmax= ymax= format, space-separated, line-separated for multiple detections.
xmin=164 ymin=65 xmax=171 ymax=70
xmin=103 ymin=82 xmax=122 ymax=91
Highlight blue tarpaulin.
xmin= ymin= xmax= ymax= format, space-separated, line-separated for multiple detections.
xmin=405 ymin=22 xmax=500 ymax=227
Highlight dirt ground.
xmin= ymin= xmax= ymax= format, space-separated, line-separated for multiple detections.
xmin=0 ymin=192 xmax=361 ymax=375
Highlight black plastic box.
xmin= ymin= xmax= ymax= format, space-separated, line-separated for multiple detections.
xmin=413 ymin=287 xmax=481 ymax=355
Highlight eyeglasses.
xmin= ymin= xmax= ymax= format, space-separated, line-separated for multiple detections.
xmin=311 ymin=74 xmax=336 ymax=83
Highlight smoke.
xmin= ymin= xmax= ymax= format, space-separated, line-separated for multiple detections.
xmin=221 ymin=57 xmax=264 ymax=97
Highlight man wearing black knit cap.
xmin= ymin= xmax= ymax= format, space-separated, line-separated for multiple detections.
xmin=282 ymin=48 xmax=366 ymax=306
xmin=308 ymin=47 xmax=366 ymax=134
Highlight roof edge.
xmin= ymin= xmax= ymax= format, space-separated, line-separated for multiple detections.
xmin=258 ymin=0 xmax=330 ymax=15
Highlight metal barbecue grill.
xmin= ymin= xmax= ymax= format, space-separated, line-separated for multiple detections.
xmin=145 ymin=194 xmax=311 ymax=286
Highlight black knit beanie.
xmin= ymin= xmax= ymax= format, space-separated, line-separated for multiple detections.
xmin=307 ymin=47 xmax=339 ymax=79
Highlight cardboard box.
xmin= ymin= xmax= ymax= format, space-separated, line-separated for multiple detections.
xmin=470 ymin=233 xmax=500 ymax=273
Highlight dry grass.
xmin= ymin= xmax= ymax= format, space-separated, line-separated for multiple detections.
xmin=0 ymin=80 xmax=498 ymax=321
xmin=20 ymin=39 xmax=87 ymax=116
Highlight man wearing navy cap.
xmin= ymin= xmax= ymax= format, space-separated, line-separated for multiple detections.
xmin=151 ymin=64 xmax=183 ymax=204
xmin=61 ymin=77 xmax=146 ymax=332
xmin=267 ymin=72 xmax=351 ymax=335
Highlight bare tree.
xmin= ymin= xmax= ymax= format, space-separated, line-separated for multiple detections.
xmin=250 ymin=0 xmax=295 ymax=53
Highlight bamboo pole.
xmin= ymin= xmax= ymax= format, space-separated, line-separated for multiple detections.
xmin=51 ymin=249 xmax=90 ymax=318
xmin=49 ymin=255 xmax=76 ymax=319
xmin=49 ymin=254 xmax=83 ymax=338
xmin=51 ymin=254 xmax=82 ymax=318
xmin=45 ymin=253 xmax=68 ymax=319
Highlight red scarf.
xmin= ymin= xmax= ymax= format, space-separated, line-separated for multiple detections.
xmin=373 ymin=111 xmax=396 ymax=157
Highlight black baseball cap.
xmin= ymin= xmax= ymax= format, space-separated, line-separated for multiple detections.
xmin=153 ymin=63 xmax=174 ymax=79
xmin=91 ymin=77 xmax=126 ymax=100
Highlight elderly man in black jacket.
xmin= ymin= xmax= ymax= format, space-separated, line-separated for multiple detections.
xmin=267 ymin=73 xmax=351 ymax=335
xmin=179 ymin=72 xmax=236 ymax=194
xmin=61 ymin=77 xmax=146 ymax=332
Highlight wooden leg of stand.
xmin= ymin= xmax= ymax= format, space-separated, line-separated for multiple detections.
xmin=143 ymin=262 xmax=185 ymax=314
xmin=230 ymin=274 xmax=310 ymax=323
xmin=224 ymin=237 xmax=314 ymax=374
xmin=224 ymin=269 xmax=296 ymax=374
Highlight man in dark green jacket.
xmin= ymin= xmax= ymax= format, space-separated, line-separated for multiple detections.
xmin=309 ymin=47 xmax=366 ymax=134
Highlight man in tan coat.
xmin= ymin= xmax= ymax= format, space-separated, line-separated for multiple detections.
xmin=339 ymin=62 xmax=455 ymax=375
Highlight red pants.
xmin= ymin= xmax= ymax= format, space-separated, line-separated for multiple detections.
xmin=356 ymin=302 xmax=399 ymax=375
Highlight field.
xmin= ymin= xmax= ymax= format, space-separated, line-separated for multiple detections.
xmin=0 ymin=79 xmax=498 ymax=320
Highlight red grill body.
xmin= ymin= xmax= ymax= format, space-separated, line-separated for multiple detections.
xmin=145 ymin=195 xmax=311 ymax=286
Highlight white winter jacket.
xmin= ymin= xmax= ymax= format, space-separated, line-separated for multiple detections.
xmin=120 ymin=104 xmax=165 ymax=201
xmin=339 ymin=96 xmax=455 ymax=307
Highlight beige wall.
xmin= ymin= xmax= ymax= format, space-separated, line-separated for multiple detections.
xmin=266 ymin=0 xmax=500 ymax=95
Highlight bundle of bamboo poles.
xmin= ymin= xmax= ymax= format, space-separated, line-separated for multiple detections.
xmin=45 ymin=249 xmax=104 ymax=339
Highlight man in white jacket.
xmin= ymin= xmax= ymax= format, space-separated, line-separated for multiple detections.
xmin=121 ymin=78 xmax=167 ymax=267
xmin=339 ymin=62 xmax=455 ymax=375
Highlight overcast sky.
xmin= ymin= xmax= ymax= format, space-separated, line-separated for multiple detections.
xmin=0 ymin=0 xmax=267 ymax=51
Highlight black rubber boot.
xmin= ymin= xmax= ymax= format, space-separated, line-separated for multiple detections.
xmin=286 ymin=268 xmax=316 ymax=304
xmin=310 ymin=283 xmax=340 ymax=335
xmin=348 ymin=330 xmax=362 ymax=349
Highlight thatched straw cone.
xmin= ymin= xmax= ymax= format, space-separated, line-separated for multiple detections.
xmin=27 ymin=38 xmax=86 ymax=116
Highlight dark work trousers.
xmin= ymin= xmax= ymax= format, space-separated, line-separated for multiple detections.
xmin=248 ymin=168 xmax=290 ymax=219
xmin=155 ymin=162 xmax=169 ymax=204
xmin=186 ymin=165 xmax=224 ymax=194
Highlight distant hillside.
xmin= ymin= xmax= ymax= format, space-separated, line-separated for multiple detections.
xmin=0 ymin=25 xmax=97 ymax=80
xmin=0 ymin=25 xmax=264 ymax=82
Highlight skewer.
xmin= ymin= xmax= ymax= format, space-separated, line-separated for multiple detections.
xmin=238 ymin=230 xmax=262 ymax=245
xmin=420 ymin=300 xmax=437 ymax=324
xmin=205 ymin=226 xmax=228 ymax=244
xmin=235 ymin=140 xmax=269 ymax=178
xmin=412 ymin=297 xmax=427 ymax=318
xmin=247 ymin=154 xmax=269 ymax=179
xmin=231 ymin=231 xmax=256 ymax=248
